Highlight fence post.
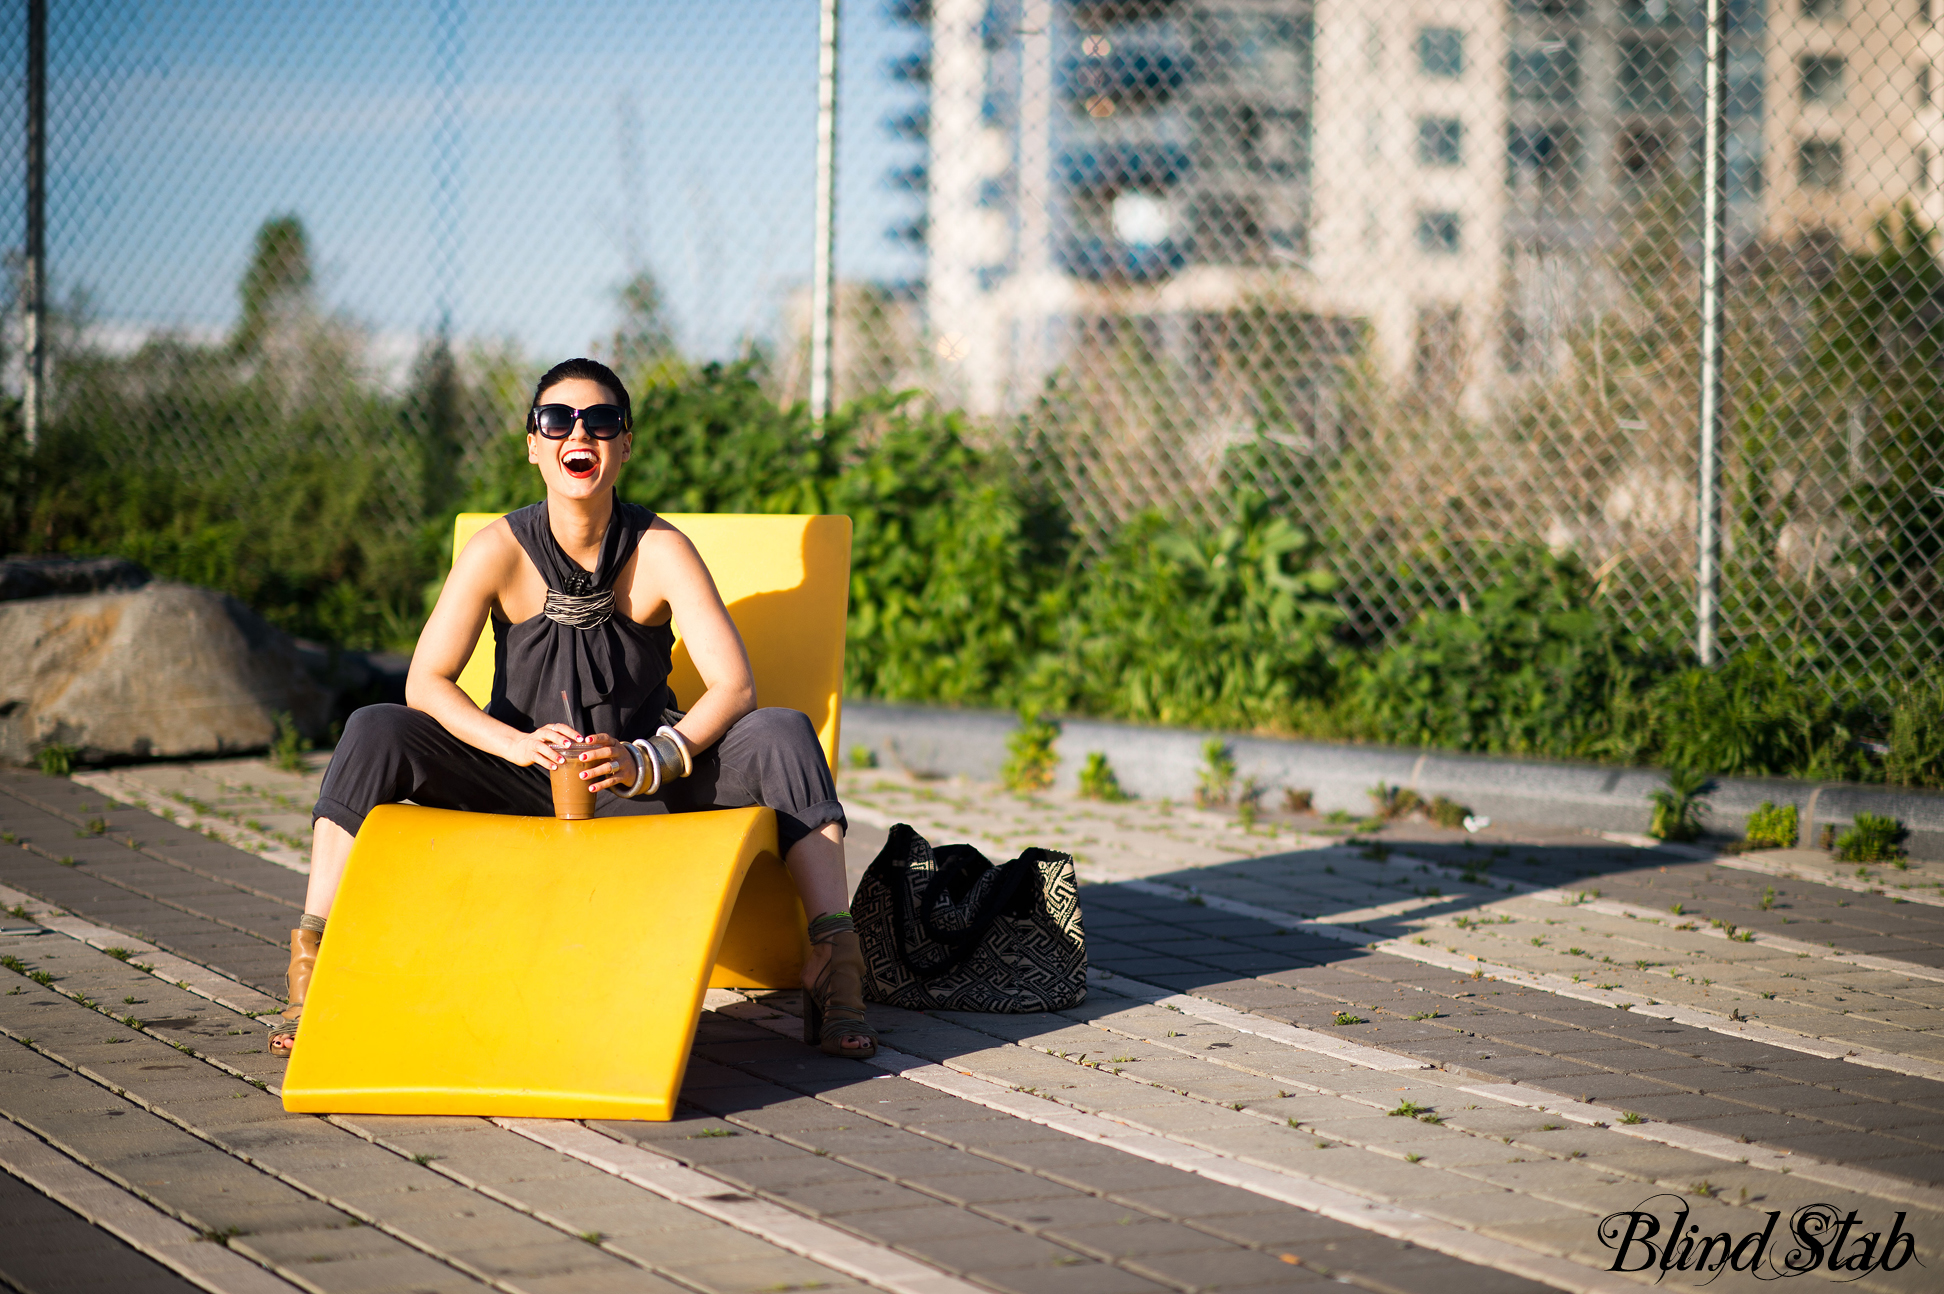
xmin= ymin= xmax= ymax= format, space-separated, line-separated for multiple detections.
xmin=1695 ymin=0 xmax=1729 ymax=666
xmin=808 ymin=0 xmax=840 ymax=427
xmin=23 ymin=0 xmax=45 ymax=449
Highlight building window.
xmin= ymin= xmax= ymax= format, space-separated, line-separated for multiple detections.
xmin=1622 ymin=0 xmax=1684 ymax=25
xmin=1417 ymin=27 xmax=1464 ymax=78
xmin=1417 ymin=117 xmax=1464 ymax=166
xmin=1415 ymin=211 xmax=1462 ymax=253
xmin=1619 ymin=38 xmax=1681 ymax=113
xmin=1510 ymin=37 xmax=1580 ymax=102
xmin=1509 ymin=124 xmax=1579 ymax=194
xmin=1802 ymin=0 xmax=1843 ymax=18
xmin=1798 ymin=138 xmax=1843 ymax=189
xmin=1799 ymin=55 xmax=1845 ymax=105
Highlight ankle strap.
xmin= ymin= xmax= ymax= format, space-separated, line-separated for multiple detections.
xmin=807 ymin=911 xmax=854 ymax=945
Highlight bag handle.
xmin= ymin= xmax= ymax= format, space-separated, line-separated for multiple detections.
xmin=884 ymin=832 xmax=1032 ymax=981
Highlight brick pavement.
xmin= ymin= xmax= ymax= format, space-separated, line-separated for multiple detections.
xmin=7 ymin=760 xmax=1944 ymax=1291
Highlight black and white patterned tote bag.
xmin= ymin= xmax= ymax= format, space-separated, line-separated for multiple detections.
xmin=854 ymin=823 xmax=1087 ymax=1013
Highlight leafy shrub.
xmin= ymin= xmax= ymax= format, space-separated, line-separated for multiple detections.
xmin=1834 ymin=812 xmax=1905 ymax=863
xmin=1886 ymin=668 xmax=1944 ymax=788
xmin=1001 ymin=714 xmax=1060 ymax=793
xmin=1344 ymin=548 xmax=1658 ymax=758
xmin=1044 ymin=494 xmax=1342 ymax=732
xmin=1648 ymin=769 xmax=1714 ymax=842
xmin=1742 ymin=801 xmax=1798 ymax=850
xmin=1077 ymin=751 xmax=1130 ymax=802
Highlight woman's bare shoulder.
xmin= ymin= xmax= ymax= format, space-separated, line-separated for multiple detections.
xmin=452 ymin=517 xmax=525 ymax=584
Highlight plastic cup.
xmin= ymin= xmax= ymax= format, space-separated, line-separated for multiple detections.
xmin=549 ymin=741 xmax=601 ymax=820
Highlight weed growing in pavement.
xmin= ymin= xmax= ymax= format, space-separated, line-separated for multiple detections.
xmin=4 ymin=903 xmax=25 ymax=918
xmin=1236 ymin=776 xmax=1265 ymax=827
xmin=1405 ymin=1152 xmax=1424 ymax=1162
xmin=1283 ymin=788 xmax=1313 ymax=813
xmin=1732 ymin=929 xmax=1755 ymax=942
xmin=1648 ymin=769 xmax=1714 ymax=842
xmin=28 ymin=970 xmax=53 ymax=987
xmin=1743 ymin=802 xmax=1798 ymax=849
xmin=846 ymin=744 xmax=877 ymax=770
xmin=1428 ymin=796 xmax=1470 ymax=829
xmin=578 ymin=1231 xmax=605 ymax=1246
xmin=688 ymin=1128 xmax=740 ymax=1138
xmin=410 ymin=1153 xmax=439 ymax=1165
xmin=1835 ymin=813 xmax=1906 ymax=864
xmin=1001 ymin=713 xmax=1060 ymax=793
xmin=57 ymin=856 xmax=75 ymax=867
xmin=1690 ymin=1181 xmax=1718 ymax=1198
xmin=1389 ymin=1100 xmax=1428 ymax=1117
xmin=104 ymin=947 xmax=132 ymax=961
xmin=1077 ymin=751 xmax=1131 ymax=802
xmin=1332 ymin=1012 xmax=1366 ymax=1026
xmin=1196 ymin=739 xmax=1237 ymax=807
xmin=270 ymin=711 xmax=312 ymax=773
xmin=1758 ymin=886 xmax=1778 ymax=910
xmin=36 ymin=744 xmax=76 ymax=777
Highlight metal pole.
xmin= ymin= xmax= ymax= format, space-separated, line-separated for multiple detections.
xmin=23 ymin=0 xmax=46 ymax=449
xmin=1696 ymin=0 xmax=1729 ymax=666
xmin=808 ymin=0 xmax=839 ymax=426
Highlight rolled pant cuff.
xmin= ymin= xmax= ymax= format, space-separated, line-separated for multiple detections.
xmin=776 ymin=799 xmax=846 ymax=855
xmin=311 ymin=796 xmax=368 ymax=839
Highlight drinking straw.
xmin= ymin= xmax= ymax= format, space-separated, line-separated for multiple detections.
xmin=561 ymin=690 xmax=574 ymax=736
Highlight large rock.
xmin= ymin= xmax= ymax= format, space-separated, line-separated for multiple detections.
xmin=0 ymin=582 xmax=332 ymax=765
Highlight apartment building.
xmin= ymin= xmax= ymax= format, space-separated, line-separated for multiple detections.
xmin=909 ymin=1 xmax=1927 ymax=420
xmin=1765 ymin=0 xmax=1942 ymax=241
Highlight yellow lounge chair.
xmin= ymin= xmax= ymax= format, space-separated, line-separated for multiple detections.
xmin=281 ymin=512 xmax=851 ymax=1119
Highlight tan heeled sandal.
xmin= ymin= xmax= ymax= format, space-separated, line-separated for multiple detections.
xmin=268 ymin=925 xmax=321 ymax=1058
xmin=803 ymin=913 xmax=877 ymax=1059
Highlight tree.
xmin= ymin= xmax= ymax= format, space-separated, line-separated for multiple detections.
xmin=233 ymin=214 xmax=315 ymax=354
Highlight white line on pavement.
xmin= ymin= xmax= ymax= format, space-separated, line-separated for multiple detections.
xmin=497 ymin=1118 xmax=985 ymax=1294
xmin=0 ymin=882 xmax=282 ymax=1017
xmin=719 ymin=1004 xmax=1641 ymax=1294
xmin=1107 ymin=873 xmax=1944 ymax=1085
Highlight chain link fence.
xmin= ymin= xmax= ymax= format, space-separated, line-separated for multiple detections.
xmin=5 ymin=1 xmax=1943 ymax=701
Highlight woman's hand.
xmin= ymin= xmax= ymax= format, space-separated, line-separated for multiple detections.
xmin=504 ymin=723 xmax=582 ymax=771
xmin=576 ymin=733 xmax=639 ymax=794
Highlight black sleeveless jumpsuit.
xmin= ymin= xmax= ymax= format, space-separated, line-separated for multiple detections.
xmin=312 ymin=500 xmax=845 ymax=853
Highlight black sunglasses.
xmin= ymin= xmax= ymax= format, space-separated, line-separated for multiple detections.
xmin=528 ymin=403 xmax=630 ymax=439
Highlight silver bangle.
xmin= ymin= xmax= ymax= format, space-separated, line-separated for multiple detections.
xmin=623 ymin=741 xmax=649 ymax=797
xmin=656 ymin=725 xmax=695 ymax=778
xmin=632 ymin=738 xmax=663 ymax=796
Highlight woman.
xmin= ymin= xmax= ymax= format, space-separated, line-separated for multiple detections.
xmin=273 ymin=357 xmax=874 ymax=1061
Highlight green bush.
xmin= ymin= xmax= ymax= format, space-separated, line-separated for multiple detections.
xmin=1742 ymin=801 xmax=1799 ymax=850
xmin=1886 ymin=668 xmax=1944 ymax=788
xmin=1043 ymin=494 xmax=1342 ymax=732
xmin=1343 ymin=548 xmax=1658 ymax=758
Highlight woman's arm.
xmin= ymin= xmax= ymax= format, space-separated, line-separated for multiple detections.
xmin=406 ymin=522 xmax=576 ymax=770
xmin=653 ymin=524 xmax=756 ymax=752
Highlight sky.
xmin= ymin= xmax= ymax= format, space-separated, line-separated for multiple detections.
xmin=0 ymin=0 xmax=927 ymax=375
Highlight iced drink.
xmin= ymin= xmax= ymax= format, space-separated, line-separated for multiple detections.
xmin=549 ymin=741 xmax=600 ymax=819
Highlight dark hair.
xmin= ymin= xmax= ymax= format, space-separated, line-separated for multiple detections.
xmin=529 ymin=357 xmax=632 ymax=430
